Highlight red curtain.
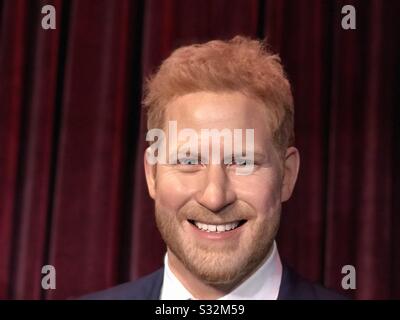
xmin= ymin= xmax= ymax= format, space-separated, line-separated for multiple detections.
xmin=0 ymin=0 xmax=399 ymax=300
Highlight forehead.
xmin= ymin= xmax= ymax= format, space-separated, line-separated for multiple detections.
xmin=164 ymin=91 xmax=270 ymax=134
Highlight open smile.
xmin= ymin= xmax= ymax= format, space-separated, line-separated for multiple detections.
xmin=188 ymin=219 xmax=247 ymax=233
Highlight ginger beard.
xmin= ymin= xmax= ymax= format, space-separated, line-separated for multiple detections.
xmin=155 ymin=199 xmax=281 ymax=287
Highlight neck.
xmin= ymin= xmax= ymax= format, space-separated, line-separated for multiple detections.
xmin=166 ymin=247 xmax=273 ymax=300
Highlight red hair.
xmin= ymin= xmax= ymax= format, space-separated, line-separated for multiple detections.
xmin=143 ymin=36 xmax=294 ymax=152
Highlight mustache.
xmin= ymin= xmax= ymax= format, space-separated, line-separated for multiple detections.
xmin=179 ymin=202 xmax=254 ymax=224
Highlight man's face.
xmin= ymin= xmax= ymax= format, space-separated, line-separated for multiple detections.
xmin=145 ymin=91 xmax=299 ymax=286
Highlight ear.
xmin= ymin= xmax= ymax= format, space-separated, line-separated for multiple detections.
xmin=144 ymin=148 xmax=157 ymax=199
xmin=281 ymin=146 xmax=300 ymax=202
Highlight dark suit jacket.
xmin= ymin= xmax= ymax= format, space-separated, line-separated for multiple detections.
xmin=80 ymin=264 xmax=348 ymax=300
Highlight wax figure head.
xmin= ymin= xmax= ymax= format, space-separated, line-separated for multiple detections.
xmin=143 ymin=36 xmax=300 ymax=297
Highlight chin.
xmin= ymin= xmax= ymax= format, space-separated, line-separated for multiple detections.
xmin=177 ymin=242 xmax=268 ymax=286
xmin=185 ymin=257 xmax=246 ymax=285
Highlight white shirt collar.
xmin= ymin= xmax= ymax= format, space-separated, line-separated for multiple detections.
xmin=160 ymin=241 xmax=282 ymax=300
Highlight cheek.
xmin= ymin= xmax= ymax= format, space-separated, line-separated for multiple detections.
xmin=155 ymin=170 xmax=200 ymax=211
xmin=232 ymin=169 xmax=282 ymax=216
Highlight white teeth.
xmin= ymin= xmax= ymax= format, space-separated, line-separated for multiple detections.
xmin=193 ymin=221 xmax=241 ymax=233
xmin=199 ymin=223 xmax=207 ymax=230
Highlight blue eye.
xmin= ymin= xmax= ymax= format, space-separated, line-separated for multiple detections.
xmin=232 ymin=158 xmax=247 ymax=166
xmin=178 ymin=158 xmax=198 ymax=165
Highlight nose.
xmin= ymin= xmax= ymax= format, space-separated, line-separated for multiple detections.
xmin=195 ymin=164 xmax=236 ymax=212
